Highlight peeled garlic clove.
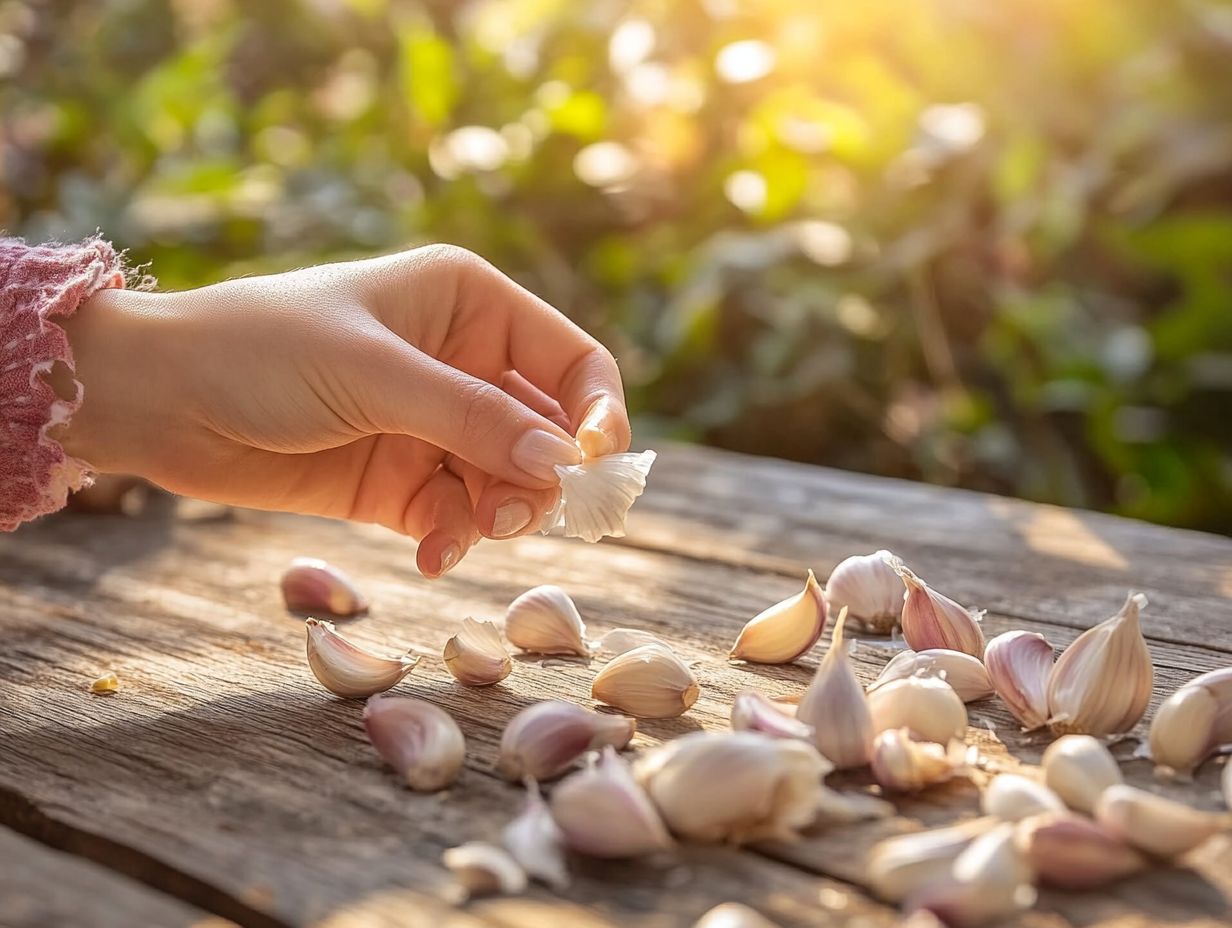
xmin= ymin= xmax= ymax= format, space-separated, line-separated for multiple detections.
xmin=1095 ymin=784 xmax=1226 ymax=858
xmin=867 ymin=674 xmax=968 ymax=745
xmin=730 ymin=690 xmax=814 ymax=742
xmin=983 ymin=630 xmax=1053 ymax=730
xmin=729 ymin=571 xmax=827 ymax=664
xmin=304 ymin=618 xmax=419 ymax=699
xmin=1014 ymin=811 xmax=1146 ymax=890
xmin=544 ymin=449 xmax=656 ymax=543
xmin=280 ymin=557 xmax=368 ymax=617
xmin=1046 ymin=592 xmax=1153 ymax=735
xmin=889 ymin=561 xmax=985 ymax=658
xmin=442 ymin=842 xmax=527 ymax=897
xmin=908 ymin=823 xmax=1036 ymax=928
xmin=980 ymin=773 xmax=1065 ymax=822
xmin=1149 ymin=667 xmax=1232 ymax=777
xmin=591 ymin=642 xmax=699 ymax=718
xmin=363 ymin=696 xmax=465 ymax=791
xmin=824 ymin=550 xmax=904 ymax=634
xmin=597 ymin=627 xmax=667 ymax=654
xmin=443 ymin=618 xmax=512 ymax=686
xmin=869 ymin=649 xmax=993 ymax=703
xmin=549 ymin=746 xmax=673 ymax=857
xmin=503 ymin=780 xmax=568 ymax=889
xmin=796 ymin=608 xmax=874 ymax=768
xmin=866 ymin=818 xmax=998 ymax=902
xmin=1041 ymin=734 xmax=1123 ymax=814
xmin=870 ymin=728 xmax=963 ymax=793
xmin=498 ymin=700 xmax=636 ymax=781
xmin=692 ymin=902 xmax=782 ymax=928
xmin=504 ymin=585 xmax=589 ymax=656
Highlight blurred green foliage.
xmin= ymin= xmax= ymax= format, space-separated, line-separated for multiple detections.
xmin=3 ymin=0 xmax=1231 ymax=531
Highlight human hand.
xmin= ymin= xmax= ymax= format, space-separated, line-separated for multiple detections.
xmin=58 ymin=244 xmax=630 ymax=577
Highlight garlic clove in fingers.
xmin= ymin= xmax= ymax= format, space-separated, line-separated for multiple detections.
xmin=1041 ymin=734 xmax=1122 ymax=814
xmin=304 ymin=618 xmax=419 ymax=699
xmin=889 ymin=561 xmax=985 ymax=658
xmin=866 ymin=818 xmax=998 ymax=903
xmin=363 ymin=696 xmax=465 ymax=791
xmin=908 ymin=823 xmax=1036 ymax=928
xmin=729 ymin=571 xmax=828 ymax=664
xmin=983 ymin=630 xmax=1053 ymax=730
xmin=281 ymin=557 xmax=368 ymax=617
xmin=498 ymin=700 xmax=636 ymax=781
xmin=796 ymin=607 xmax=874 ymax=768
xmin=1148 ymin=667 xmax=1232 ymax=777
xmin=591 ymin=642 xmax=699 ymax=718
xmin=1095 ymin=784 xmax=1227 ymax=859
xmin=442 ymin=842 xmax=527 ymax=897
xmin=692 ymin=903 xmax=783 ymax=928
xmin=730 ymin=690 xmax=814 ymax=742
xmin=1014 ymin=811 xmax=1146 ymax=890
xmin=504 ymin=585 xmax=589 ymax=657
xmin=503 ymin=779 xmax=569 ymax=889
xmin=544 ymin=449 xmax=657 ymax=543
xmin=869 ymin=649 xmax=993 ymax=703
xmin=443 ymin=618 xmax=513 ymax=686
xmin=867 ymin=674 xmax=968 ymax=745
xmin=549 ymin=746 xmax=673 ymax=857
xmin=979 ymin=773 xmax=1065 ymax=822
xmin=870 ymin=728 xmax=965 ymax=793
xmin=824 ymin=550 xmax=904 ymax=633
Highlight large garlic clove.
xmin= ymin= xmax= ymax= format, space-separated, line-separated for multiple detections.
xmin=443 ymin=618 xmax=512 ymax=686
xmin=544 ymin=449 xmax=657 ymax=543
xmin=1149 ymin=667 xmax=1232 ymax=777
xmin=498 ymin=700 xmax=636 ymax=781
xmin=908 ymin=823 xmax=1036 ymax=928
xmin=729 ymin=571 xmax=828 ymax=664
xmin=1046 ymin=592 xmax=1153 ymax=735
xmin=980 ymin=773 xmax=1065 ymax=822
xmin=730 ymin=690 xmax=814 ymax=742
xmin=983 ymin=630 xmax=1053 ymax=730
xmin=1014 ymin=811 xmax=1146 ymax=890
xmin=866 ymin=818 xmax=998 ymax=903
xmin=824 ymin=550 xmax=904 ymax=633
xmin=442 ymin=842 xmax=527 ymax=897
xmin=503 ymin=779 xmax=568 ymax=889
xmin=869 ymin=649 xmax=993 ymax=703
xmin=870 ymin=728 xmax=964 ymax=793
xmin=1041 ymin=734 xmax=1123 ymax=814
xmin=796 ymin=608 xmax=874 ymax=768
xmin=889 ymin=561 xmax=985 ymax=658
xmin=867 ymin=674 xmax=968 ymax=745
xmin=692 ymin=902 xmax=782 ymax=928
xmin=549 ymin=746 xmax=673 ymax=857
xmin=504 ymin=585 xmax=589 ymax=657
xmin=591 ymin=642 xmax=699 ymax=718
xmin=1095 ymin=784 xmax=1226 ymax=859
xmin=281 ymin=557 xmax=368 ymax=617
xmin=304 ymin=618 xmax=419 ymax=699
xmin=363 ymin=696 xmax=465 ymax=791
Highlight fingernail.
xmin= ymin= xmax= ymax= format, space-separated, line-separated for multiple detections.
xmin=577 ymin=397 xmax=618 ymax=459
xmin=439 ymin=543 xmax=461 ymax=575
xmin=492 ymin=499 xmax=533 ymax=538
xmin=511 ymin=429 xmax=580 ymax=482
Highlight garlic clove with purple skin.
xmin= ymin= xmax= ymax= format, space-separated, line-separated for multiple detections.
xmin=543 ymin=449 xmax=657 ymax=543
xmin=363 ymin=696 xmax=465 ymax=791
xmin=983 ymin=630 xmax=1053 ymax=730
xmin=730 ymin=690 xmax=814 ymax=742
xmin=824 ymin=550 xmax=904 ymax=634
xmin=729 ymin=571 xmax=828 ymax=665
xmin=869 ymin=648 xmax=993 ymax=703
xmin=1014 ymin=811 xmax=1146 ymax=890
xmin=796 ymin=607 xmax=874 ymax=768
xmin=281 ymin=557 xmax=368 ymax=617
xmin=498 ymin=700 xmax=636 ymax=781
xmin=549 ymin=746 xmax=673 ymax=857
xmin=888 ymin=560 xmax=985 ymax=658
xmin=304 ymin=618 xmax=419 ymax=699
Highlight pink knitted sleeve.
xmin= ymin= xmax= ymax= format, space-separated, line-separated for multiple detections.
xmin=0 ymin=237 xmax=127 ymax=531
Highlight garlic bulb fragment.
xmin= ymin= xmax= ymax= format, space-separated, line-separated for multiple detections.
xmin=591 ymin=643 xmax=699 ymax=718
xmin=1095 ymin=784 xmax=1226 ymax=858
xmin=1149 ymin=667 xmax=1232 ymax=776
xmin=692 ymin=902 xmax=782 ymax=928
xmin=544 ymin=449 xmax=657 ymax=543
xmin=504 ymin=585 xmax=589 ymax=656
xmin=281 ymin=557 xmax=368 ymax=617
xmin=503 ymin=780 xmax=568 ymax=889
xmin=890 ymin=561 xmax=985 ymax=658
xmin=866 ymin=818 xmax=997 ymax=902
xmin=867 ymin=674 xmax=968 ymax=745
xmin=871 ymin=728 xmax=963 ymax=793
xmin=443 ymin=618 xmax=512 ymax=686
xmin=304 ymin=618 xmax=419 ymax=699
xmin=728 ymin=571 xmax=828 ymax=664
xmin=498 ymin=700 xmax=636 ymax=781
xmin=983 ymin=630 xmax=1053 ymax=730
xmin=1041 ymin=735 xmax=1123 ymax=814
xmin=1046 ymin=592 xmax=1153 ymax=735
xmin=1014 ymin=812 xmax=1146 ymax=889
xmin=980 ymin=774 xmax=1064 ymax=822
xmin=549 ymin=746 xmax=673 ymax=857
xmin=363 ymin=696 xmax=465 ymax=791
xmin=908 ymin=823 xmax=1036 ymax=928
xmin=869 ymin=649 xmax=993 ymax=703
xmin=442 ymin=842 xmax=527 ymax=897
xmin=796 ymin=608 xmax=873 ymax=768
xmin=824 ymin=550 xmax=903 ymax=633
xmin=730 ymin=690 xmax=813 ymax=742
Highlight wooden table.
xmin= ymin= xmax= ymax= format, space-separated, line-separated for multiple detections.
xmin=2 ymin=444 xmax=1230 ymax=928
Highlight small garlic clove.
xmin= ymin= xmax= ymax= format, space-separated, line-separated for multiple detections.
xmin=1014 ymin=811 xmax=1146 ymax=890
xmin=442 ymin=842 xmax=527 ymax=897
xmin=692 ymin=902 xmax=782 ymax=928
xmin=730 ymin=690 xmax=814 ymax=742
xmin=498 ymin=700 xmax=636 ymax=781
xmin=983 ymin=630 xmax=1053 ymax=730
xmin=596 ymin=627 xmax=668 ymax=655
xmin=89 ymin=671 xmax=119 ymax=695
xmin=1149 ymin=667 xmax=1232 ymax=777
xmin=796 ymin=608 xmax=874 ymax=768
xmin=504 ymin=585 xmax=589 ymax=656
xmin=866 ymin=818 xmax=998 ymax=903
xmin=503 ymin=779 xmax=569 ymax=889
xmin=908 ymin=823 xmax=1036 ymax=928
xmin=1095 ymin=784 xmax=1227 ymax=859
xmin=544 ymin=449 xmax=657 ymax=543
xmin=889 ymin=560 xmax=985 ymax=658
xmin=549 ymin=746 xmax=673 ymax=857
xmin=591 ymin=642 xmax=699 ymax=718
xmin=363 ymin=696 xmax=465 ymax=791
xmin=867 ymin=674 xmax=968 ymax=745
xmin=729 ymin=571 xmax=828 ymax=664
xmin=824 ymin=549 xmax=904 ymax=634
xmin=1041 ymin=734 xmax=1123 ymax=814
xmin=980 ymin=773 xmax=1065 ymax=822
xmin=868 ymin=648 xmax=993 ymax=704
xmin=870 ymin=728 xmax=964 ymax=793
xmin=443 ymin=618 xmax=512 ymax=686
xmin=280 ymin=557 xmax=368 ymax=617
xmin=1046 ymin=592 xmax=1154 ymax=735
xmin=304 ymin=618 xmax=419 ymax=699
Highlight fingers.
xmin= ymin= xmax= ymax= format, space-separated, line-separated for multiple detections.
xmin=474 ymin=481 xmax=560 ymax=540
xmin=401 ymin=466 xmax=480 ymax=578
xmin=500 ymin=370 xmax=571 ymax=431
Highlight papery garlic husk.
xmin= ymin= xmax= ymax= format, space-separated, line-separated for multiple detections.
xmin=890 ymin=561 xmax=985 ymax=658
xmin=824 ymin=550 xmax=903 ymax=634
xmin=796 ymin=608 xmax=873 ymax=768
xmin=983 ymin=630 xmax=1053 ymax=730
xmin=1014 ymin=811 xmax=1146 ymax=890
xmin=729 ymin=571 xmax=828 ymax=664
xmin=597 ymin=627 xmax=667 ymax=655
xmin=635 ymin=731 xmax=830 ymax=844
xmin=503 ymin=779 xmax=568 ymax=889
xmin=907 ymin=823 xmax=1036 ymax=928
xmin=443 ymin=618 xmax=512 ymax=686
xmin=442 ymin=842 xmax=527 ymax=897
xmin=979 ymin=773 xmax=1065 ymax=822
xmin=1041 ymin=734 xmax=1123 ymax=814
xmin=304 ymin=618 xmax=419 ymax=699
xmin=1149 ymin=667 xmax=1232 ymax=776
xmin=869 ymin=649 xmax=993 ymax=703
xmin=549 ymin=746 xmax=673 ymax=857
xmin=281 ymin=557 xmax=368 ymax=617
xmin=363 ymin=696 xmax=465 ymax=791
xmin=1095 ymin=784 xmax=1227 ymax=859
xmin=870 ymin=728 xmax=964 ymax=793
xmin=730 ymin=690 xmax=814 ymax=742
xmin=867 ymin=674 xmax=968 ymax=744
xmin=866 ymin=818 xmax=998 ymax=903
xmin=591 ymin=642 xmax=699 ymax=718
xmin=504 ymin=585 xmax=589 ymax=656
xmin=692 ymin=902 xmax=782 ymax=928
xmin=544 ymin=449 xmax=657 ymax=543
xmin=498 ymin=700 xmax=636 ymax=781
xmin=1046 ymin=592 xmax=1153 ymax=735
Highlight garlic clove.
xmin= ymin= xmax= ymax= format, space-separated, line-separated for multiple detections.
xmin=983 ymin=630 xmax=1053 ymax=730
xmin=498 ymin=700 xmax=636 ymax=781
xmin=591 ymin=642 xmax=699 ymax=718
xmin=304 ymin=618 xmax=419 ymax=699
xmin=870 ymin=728 xmax=964 ymax=793
xmin=543 ymin=449 xmax=657 ymax=543
xmin=1014 ymin=811 xmax=1146 ymax=890
xmin=692 ymin=902 xmax=782 ymax=928
xmin=1095 ymin=784 xmax=1226 ymax=859
xmin=549 ymin=746 xmax=673 ymax=857
xmin=504 ymin=585 xmax=589 ymax=657
xmin=363 ymin=696 xmax=465 ymax=791
xmin=730 ymin=690 xmax=814 ymax=742
xmin=729 ymin=571 xmax=827 ymax=664
xmin=1041 ymin=734 xmax=1123 ymax=814
xmin=796 ymin=607 xmax=874 ymax=768
xmin=824 ymin=549 xmax=904 ymax=634
xmin=503 ymin=779 xmax=569 ymax=889
xmin=868 ymin=648 xmax=993 ymax=704
xmin=89 ymin=671 xmax=119 ymax=695
xmin=596 ymin=627 xmax=668 ymax=655
xmin=442 ymin=842 xmax=527 ymax=897
xmin=443 ymin=618 xmax=513 ymax=686
xmin=908 ymin=823 xmax=1036 ymax=928
xmin=281 ymin=557 xmax=368 ymax=617
xmin=979 ymin=773 xmax=1065 ymax=822
xmin=889 ymin=560 xmax=985 ymax=658
xmin=1149 ymin=667 xmax=1232 ymax=777
xmin=867 ymin=674 xmax=968 ymax=745
xmin=866 ymin=818 xmax=998 ymax=903
xmin=1046 ymin=592 xmax=1153 ymax=735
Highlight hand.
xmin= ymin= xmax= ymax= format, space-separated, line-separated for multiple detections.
xmin=58 ymin=244 xmax=631 ymax=577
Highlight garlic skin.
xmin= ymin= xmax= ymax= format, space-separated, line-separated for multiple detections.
xmin=1149 ymin=667 xmax=1232 ymax=776
xmin=692 ymin=902 xmax=782 ymax=928
xmin=796 ymin=608 xmax=873 ymax=768
xmin=597 ymin=627 xmax=667 ymax=655
xmin=443 ymin=618 xmax=512 ymax=686
xmin=890 ymin=561 xmax=985 ymax=658
xmin=728 ymin=571 xmax=828 ymax=665
xmin=866 ymin=818 xmax=997 ymax=903
xmin=304 ymin=618 xmax=419 ymax=699
xmin=867 ymin=675 xmax=968 ymax=745
xmin=980 ymin=774 xmax=1065 ymax=822
xmin=504 ymin=585 xmax=589 ymax=656
xmin=1014 ymin=812 xmax=1146 ymax=890
xmin=1041 ymin=734 xmax=1123 ymax=814
xmin=730 ymin=690 xmax=814 ymax=742
xmin=363 ymin=696 xmax=465 ymax=791
xmin=442 ymin=842 xmax=527 ymax=897
xmin=909 ymin=823 xmax=1036 ymax=928
xmin=871 ymin=728 xmax=963 ymax=793
xmin=280 ymin=557 xmax=368 ymax=617
xmin=591 ymin=643 xmax=699 ymax=718
xmin=498 ymin=700 xmax=636 ymax=781
xmin=869 ymin=649 xmax=993 ymax=704
xmin=1046 ymin=592 xmax=1153 ymax=735
xmin=503 ymin=780 xmax=568 ymax=889
xmin=983 ymin=630 xmax=1053 ymax=730
xmin=544 ymin=449 xmax=657 ymax=543
xmin=549 ymin=747 xmax=673 ymax=857
xmin=1095 ymin=784 xmax=1226 ymax=858
xmin=824 ymin=550 xmax=903 ymax=633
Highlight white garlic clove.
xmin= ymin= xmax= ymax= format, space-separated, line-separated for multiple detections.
xmin=870 ymin=728 xmax=964 ymax=793
xmin=983 ymin=630 xmax=1053 ymax=730
xmin=867 ymin=674 xmax=968 ymax=745
xmin=729 ymin=571 xmax=828 ymax=664
xmin=908 ymin=823 xmax=1036 ymax=928
xmin=443 ymin=618 xmax=513 ymax=686
xmin=866 ymin=818 xmax=998 ymax=903
xmin=504 ymin=585 xmax=589 ymax=656
xmin=543 ymin=449 xmax=657 ymax=543
xmin=824 ymin=550 xmax=904 ymax=634
xmin=980 ymin=773 xmax=1065 ymax=822
xmin=363 ymin=696 xmax=465 ymax=791
xmin=1095 ymin=784 xmax=1226 ymax=859
xmin=502 ymin=779 xmax=569 ymax=889
xmin=1149 ymin=667 xmax=1232 ymax=777
xmin=591 ymin=642 xmax=700 ymax=718
xmin=304 ymin=618 xmax=419 ymax=699
xmin=730 ymin=690 xmax=814 ymax=742
xmin=1014 ymin=811 xmax=1146 ymax=890
xmin=281 ymin=557 xmax=368 ymax=617
xmin=549 ymin=746 xmax=673 ymax=857
xmin=442 ymin=842 xmax=527 ymax=897
xmin=1041 ymin=734 xmax=1123 ymax=814
xmin=498 ymin=700 xmax=636 ymax=781
xmin=692 ymin=902 xmax=783 ymax=928
xmin=1046 ymin=592 xmax=1153 ymax=736
xmin=869 ymin=648 xmax=993 ymax=704
xmin=596 ymin=627 xmax=668 ymax=655
xmin=889 ymin=560 xmax=985 ymax=658
xmin=796 ymin=608 xmax=874 ymax=768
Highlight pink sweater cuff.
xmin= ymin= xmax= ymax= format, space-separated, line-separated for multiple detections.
xmin=1 ymin=237 xmax=127 ymax=531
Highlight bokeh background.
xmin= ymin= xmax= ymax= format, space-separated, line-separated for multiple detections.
xmin=3 ymin=0 xmax=1231 ymax=531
